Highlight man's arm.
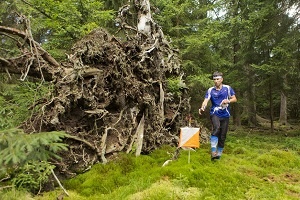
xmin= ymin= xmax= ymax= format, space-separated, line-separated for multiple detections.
xmin=199 ymin=98 xmax=209 ymax=115
xmin=221 ymin=95 xmax=237 ymax=105
xmin=229 ymin=95 xmax=237 ymax=103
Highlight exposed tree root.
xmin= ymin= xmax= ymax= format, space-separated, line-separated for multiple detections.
xmin=0 ymin=1 xmax=210 ymax=178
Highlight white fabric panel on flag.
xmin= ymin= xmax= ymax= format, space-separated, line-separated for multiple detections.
xmin=179 ymin=127 xmax=200 ymax=147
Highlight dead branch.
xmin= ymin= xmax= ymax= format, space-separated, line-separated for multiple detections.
xmin=0 ymin=185 xmax=13 ymax=190
xmin=51 ymin=169 xmax=69 ymax=197
xmin=0 ymin=57 xmax=10 ymax=65
xmin=66 ymin=135 xmax=97 ymax=152
xmin=0 ymin=25 xmax=59 ymax=68
xmin=135 ymin=114 xmax=145 ymax=156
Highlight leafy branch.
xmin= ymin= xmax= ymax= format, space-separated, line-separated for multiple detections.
xmin=0 ymin=129 xmax=68 ymax=167
xmin=0 ymin=128 xmax=69 ymax=193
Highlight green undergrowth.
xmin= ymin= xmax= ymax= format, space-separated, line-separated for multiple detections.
xmin=2 ymin=129 xmax=300 ymax=200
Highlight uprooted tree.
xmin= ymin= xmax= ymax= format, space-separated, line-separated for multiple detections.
xmin=0 ymin=0 xmax=208 ymax=176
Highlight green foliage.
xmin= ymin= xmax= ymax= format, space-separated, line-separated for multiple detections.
xmin=128 ymin=179 xmax=201 ymax=200
xmin=166 ymin=77 xmax=187 ymax=97
xmin=153 ymin=0 xmax=209 ymax=38
xmin=12 ymin=161 xmax=55 ymax=193
xmin=32 ymin=129 xmax=300 ymax=200
xmin=0 ymin=129 xmax=68 ymax=193
xmin=0 ymin=188 xmax=35 ymax=200
xmin=256 ymin=149 xmax=298 ymax=169
xmin=2 ymin=0 xmax=115 ymax=60
xmin=0 ymin=129 xmax=68 ymax=170
xmin=0 ymin=81 xmax=53 ymax=130
xmin=64 ymin=153 xmax=160 ymax=197
xmin=1 ymin=0 xmax=300 ymax=197
xmin=153 ymin=0 xmax=300 ymax=124
xmin=35 ymin=0 xmax=114 ymax=50
xmin=0 ymin=1 xmax=22 ymax=57
xmin=187 ymin=74 xmax=212 ymax=90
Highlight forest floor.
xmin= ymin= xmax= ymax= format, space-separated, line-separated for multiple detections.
xmin=1 ymin=127 xmax=299 ymax=200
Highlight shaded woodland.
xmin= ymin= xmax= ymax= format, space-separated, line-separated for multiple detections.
xmin=0 ymin=0 xmax=210 ymax=176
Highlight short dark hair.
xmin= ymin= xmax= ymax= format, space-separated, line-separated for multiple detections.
xmin=212 ymin=71 xmax=223 ymax=79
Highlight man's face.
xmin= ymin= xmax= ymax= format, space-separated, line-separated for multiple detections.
xmin=213 ymin=77 xmax=223 ymax=87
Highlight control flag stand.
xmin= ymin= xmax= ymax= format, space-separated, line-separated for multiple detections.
xmin=178 ymin=127 xmax=200 ymax=163
xmin=162 ymin=126 xmax=200 ymax=166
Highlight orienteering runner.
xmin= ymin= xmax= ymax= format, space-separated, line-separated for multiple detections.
xmin=199 ymin=71 xmax=237 ymax=160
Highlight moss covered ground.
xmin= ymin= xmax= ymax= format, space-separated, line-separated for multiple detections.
xmin=1 ymin=129 xmax=300 ymax=200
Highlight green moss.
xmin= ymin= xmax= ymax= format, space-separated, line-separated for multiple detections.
xmin=5 ymin=129 xmax=298 ymax=200
xmin=256 ymin=149 xmax=300 ymax=169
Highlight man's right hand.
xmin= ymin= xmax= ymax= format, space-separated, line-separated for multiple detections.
xmin=199 ymin=108 xmax=205 ymax=115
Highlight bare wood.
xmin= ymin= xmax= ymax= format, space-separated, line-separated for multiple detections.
xmin=66 ymin=135 xmax=97 ymax=151
xmin=0 ymin=57 xmax=10 ymax=65
xmin=0 ymin=174 xmax=10 ymax=182
xmin=51 ymin=169 xmax=69 ymax=197
xmin=137 ymin=0 xmax=152 ymax=35
xmin=159 ymin=81 xmax=164 ymax=123
xmin=135 ymin=114 xmax=145 ymax=156
xmin=100 ymin=127 xmax=108 ymax=164
xmin=166 ymin=96 xmax=182 ymax=126
xmin=80 ymin=68 xmax=103 ymax=77
xmin=0 ymin=25 xmax=60 ymax=67
xmin=0 ymin=185 xmax=13 ymax=190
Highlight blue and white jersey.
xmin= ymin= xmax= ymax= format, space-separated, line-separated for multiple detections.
xmin=205 ymin=84 xmax=235 ymax=118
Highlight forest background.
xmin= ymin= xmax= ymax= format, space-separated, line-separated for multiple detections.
xmin=0 ymin=0 xmax=300 ymax=199
xmin=1 ymin=0 xmax=300 ymax=129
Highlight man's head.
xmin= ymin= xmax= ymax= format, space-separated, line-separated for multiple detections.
xmin=212 ymin=71 xmax=223 ymax=80
xmin=212 ymin=71 xmax=223 ymax=88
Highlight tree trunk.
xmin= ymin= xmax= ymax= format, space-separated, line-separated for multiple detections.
xmin=232 ymin=90 xmax=241 ymax=127
xmin=279 ymin=74 xmax=288 ymax=125
xmin=269 ymin=78 xmax=274 ymax=132
xmin=232 ymin=13 xmax=241 ymax=127
xmin=244 ymin=64 xmax=257 ymax=127
xmin=137 ymin=0 xmax=152 ymax=35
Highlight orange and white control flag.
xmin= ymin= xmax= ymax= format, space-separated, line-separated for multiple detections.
xmin=179 ymin=127 xmax=200 ymax=148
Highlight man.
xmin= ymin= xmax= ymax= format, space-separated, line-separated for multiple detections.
xmin=199 ymin=71 xmax=237 ymax=160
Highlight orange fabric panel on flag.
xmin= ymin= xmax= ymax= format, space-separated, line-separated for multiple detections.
xmin=179 ymin=127 xmax=200 ymax=148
